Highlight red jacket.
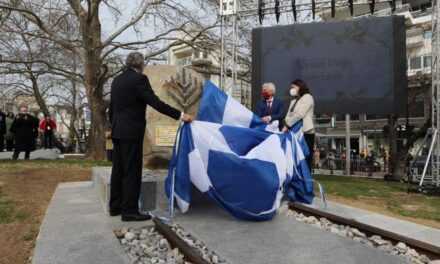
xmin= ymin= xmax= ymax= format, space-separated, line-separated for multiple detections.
xmin=39 ymin=119 xmax=57 ymax=132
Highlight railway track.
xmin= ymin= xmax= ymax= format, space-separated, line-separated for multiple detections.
xmin=289 ymin=202 xmax=440 ymax=260
xmin=152 ymin=204 xmax=440 ymax=263
xmin=153 ymin=217 xmax=211 ymax=264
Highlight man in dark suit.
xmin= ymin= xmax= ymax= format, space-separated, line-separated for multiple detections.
xmin=109 ymin=52 xmax=192 ymax=222
xmin=255 ymin=82 xmax=285 ymax=131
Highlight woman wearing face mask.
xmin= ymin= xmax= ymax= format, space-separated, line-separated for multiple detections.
xmin=283 ymin=79 xmax=315 ymax=170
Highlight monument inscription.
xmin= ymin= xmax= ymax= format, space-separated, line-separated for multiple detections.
xmin=155 ymin=125 xmax=179 ymax=147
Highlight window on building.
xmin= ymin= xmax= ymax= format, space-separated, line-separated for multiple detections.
xmin=410 ymin=56 xmax=422 ymax=70
xmin=176 ymin=56 xmax=191 ymax=66
xmin=423 ymin=55 xmax=432 ymax=68
xmin=424 ymin=31 xmax=432 ymax=39
xmin=409 ymin=93 xmax=425 ymax=118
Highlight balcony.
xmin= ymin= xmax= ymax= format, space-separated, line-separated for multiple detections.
xmin=406 ymin=35 xmax=425 ymax=48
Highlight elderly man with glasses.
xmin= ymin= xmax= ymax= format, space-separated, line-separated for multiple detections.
xmin=255 ymin=82 xmax=285 ymax=132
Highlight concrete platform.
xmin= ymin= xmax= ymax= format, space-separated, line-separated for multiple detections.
xmin=32 ymin=181 xmax=150 ymax=264
xmin=0 ymin=149 xmax=61 ymax=160
xmin=308 ymin=199 xmax=440 ymax=247
xmin=174 ymin=195 xmax=408 ymax=264
xmin=33 ymin=177 xmax=412 ymax=264
xmin=92 ymin=167 xmax=168 ymax=213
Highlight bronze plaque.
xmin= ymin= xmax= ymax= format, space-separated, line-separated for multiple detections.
xmin=155 ymin=125 xmax=178 ymax=146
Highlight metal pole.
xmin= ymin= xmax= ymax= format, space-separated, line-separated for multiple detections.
xmin=345 ymin=113 xmax=351 ymax=175
xmin=220 ymin=15 xmax=225 ymax=90
xmin=420 ymin=129 xmax=438 ymax=187
xmin=169 ymin=122 xmax=183 ymax=220
xmin=431 ymin=0 xmax=440 ymax=188
xmin=232 ymin=14 xmax=238 ymax=97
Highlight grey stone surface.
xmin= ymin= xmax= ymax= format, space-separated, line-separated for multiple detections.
xmin=174 ymin=198 xmax=408 ymax=264
xmin=91 ymin=167 xmax=168 ymax=214
xmin=309 ymin=199 xmax=440 ymax=247
xmin=32 ymin=181 xmax=151 ymax=264
xmin=0 ymin=149 xmax=61 ymax=160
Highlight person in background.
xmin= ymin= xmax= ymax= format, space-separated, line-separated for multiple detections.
xmin=5 ymin=112 xmax=15 ymax=151
xmin=105 ymin=128 xmax=113 ymax=162
xmin=384 ymin=149 xmax=389 ymax=172
xmin=109 ymin=52 xmax=193 ymax=222
xmin=39 ymin=114 xmax=57 ymax=149
xmin=328 ymin=150 xmax=336 ymax=173
xmin=283 ymin=79 xmax=315 ymax=170
xmin=255 ymin=82 xmax=285 ymax=131
xmin=313 ymin=147 xmax=320 ymax=169
xmin=10 ymin=106 xmax=39 ymax=160
xmin=0 ymin=110 xmax=5 ymax=152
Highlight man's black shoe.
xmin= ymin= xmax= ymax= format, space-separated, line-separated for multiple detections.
xmin=109 ymin=210 xmax=121 ymax=217
xmin=121 ymin=213 xmax=152 ymax=222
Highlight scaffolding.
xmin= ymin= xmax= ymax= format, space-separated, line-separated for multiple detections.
xmin=219 ymin=0 xmax=440 ymax=189
xmin=421 ymin=0 xmax=440 ymax=188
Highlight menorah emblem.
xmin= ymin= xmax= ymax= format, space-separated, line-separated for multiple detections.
xmin=165 ymin=68 xmax=203 ymax=113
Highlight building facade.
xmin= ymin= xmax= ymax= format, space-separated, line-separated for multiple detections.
xmin=167 ymin=36 xmax=252 ymax=108
xmin=315 ymin=0 xmax=432 ymax=164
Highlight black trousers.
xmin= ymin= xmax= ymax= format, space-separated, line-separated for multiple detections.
xmin=13 ymin=150 xmax=30 ymax=160
xmin=106 ymin=149 xmax=113 ymax=162
xmin=304 ymin=133 xmax=315 ymax=171
xmin=6 ymin=139 xmax=13 ymax=151
xmin=109 ymin=138 xmax=143 ymax=215
xmin=0 ymin=134 xmax=4 ymax=152
xmin=44 ymin=131 xmax=53 ymax=149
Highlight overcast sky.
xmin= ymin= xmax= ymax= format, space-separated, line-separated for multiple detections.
xmin=98 ymin=0 xmax=211 ymax=45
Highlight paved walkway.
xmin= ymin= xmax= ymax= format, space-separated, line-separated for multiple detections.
xmin=0 ymin=149 xmax=61 ymax=160
xmin=307 ymin=199 xmax=440 ymax=247
xmin=34 ymin=180 xmax=419 ymax=264
xmin=174 ymin=197 xmax=407 ymax=264
xmin=32 ymin=181 xmax=149 ymax=264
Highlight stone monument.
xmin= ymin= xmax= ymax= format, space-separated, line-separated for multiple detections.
xmin=142 ymin=65 xmax=204 ymax=168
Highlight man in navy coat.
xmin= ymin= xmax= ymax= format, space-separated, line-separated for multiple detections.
xmin=255 ymin=83 xmax=285 ymax=131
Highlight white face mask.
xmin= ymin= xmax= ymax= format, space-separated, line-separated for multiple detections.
xmin=290 ymin=88 xmax=298 ymax=97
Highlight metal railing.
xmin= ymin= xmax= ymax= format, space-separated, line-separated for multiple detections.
xmin=314 ymin=157 xmax=386 ymax=177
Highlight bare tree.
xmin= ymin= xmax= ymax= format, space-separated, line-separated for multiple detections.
xmin=0 ymin=0 xmax=218 ymax=159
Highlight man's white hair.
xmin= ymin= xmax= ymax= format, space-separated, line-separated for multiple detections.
xmin=262 ymin=82 xmax=276 ymax=93
xmin=125 ymin=52 xmax=145 ymax=69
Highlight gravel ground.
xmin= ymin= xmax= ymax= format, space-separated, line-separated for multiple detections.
xmin=115 ymin=224 xmax=228 ymax=264
xmin=171 ymin=223 xmax=228 ymax=264
xmin=279 ymin=203 xmax=439 ymax=264
xmin=115 ymin=205 xmax=439 ymax=264
xmin=115 ymin=226 xmax=189 ymax=264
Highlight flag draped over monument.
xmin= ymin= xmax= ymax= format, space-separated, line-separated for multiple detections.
xmin=165 ymin=81 xmax=314 ymax=221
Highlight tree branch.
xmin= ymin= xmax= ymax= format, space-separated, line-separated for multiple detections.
xmin=101 ymin=0 xmax=164 ymax=47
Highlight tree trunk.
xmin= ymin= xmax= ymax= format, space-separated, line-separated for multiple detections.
xmin=80 ymin=6 xmax=107 ymax=160
xmin=87 ymin=92 xmax=106 ymax=160
xmin=388 ymin=115 xmax=402 ymax=181
xmin=30 ymin=75 xmax=49 ymax=115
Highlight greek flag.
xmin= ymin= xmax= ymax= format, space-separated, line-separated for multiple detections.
xmin=165 ymin=81 xmax=315 ymax=221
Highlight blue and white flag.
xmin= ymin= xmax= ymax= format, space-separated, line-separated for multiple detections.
xmin=165 ymin=81 xmax=314 ymax=221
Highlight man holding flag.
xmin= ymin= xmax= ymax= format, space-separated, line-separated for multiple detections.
xmin=109 ymin=52 xmax=193 ymax=222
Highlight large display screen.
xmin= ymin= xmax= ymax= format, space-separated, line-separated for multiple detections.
xmin=252 ymin=16 xmax=407 ymax=115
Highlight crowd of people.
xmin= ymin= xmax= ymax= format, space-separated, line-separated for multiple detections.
xmin=0 ymin=105 xmax=58 ymax=160
xmin=311 ymin=147 xmax=390 ymax=175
